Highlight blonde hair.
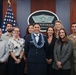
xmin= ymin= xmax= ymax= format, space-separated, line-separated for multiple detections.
xmin=54 ymin=20 xmax=64 ymax=28
xmin=54 ymin=20 xmax=64 ymax=38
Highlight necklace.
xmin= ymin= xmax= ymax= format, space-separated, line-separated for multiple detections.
xmin=31 ymin=33 xmax=45 ymax=48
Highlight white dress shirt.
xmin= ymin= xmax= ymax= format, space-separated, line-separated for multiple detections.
xmin=34 ymin=33 xmax=39 ymax=43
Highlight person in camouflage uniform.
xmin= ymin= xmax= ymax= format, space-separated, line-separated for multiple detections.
xmin=73 ymin=42 xmax=76 ymax=74
xmin=69 ymin=22 xmax=76 ymax=75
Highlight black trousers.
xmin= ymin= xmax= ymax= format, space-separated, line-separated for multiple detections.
xmin=0 ymin=63 xmax=6 ymax=75
xmin=47 ymin=64 xmax=54 ymax=75
xmin=53 ymin=69 xmax=71 ymax=75
xmin=8 ymin=56 xmax=25 ymax=75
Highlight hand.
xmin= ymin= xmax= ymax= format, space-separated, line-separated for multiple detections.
xmin=0 ymin=60 xmax=2 ymax=63
xmin=15 ymin=59 xmax=21 ymax=64
xmin=23 ymin=56 xmax=26 ymax=62
xmin=56 ymin=61 xmax=62 ymax=69
xmin=46 ymin=59 xmax=52 ymax=64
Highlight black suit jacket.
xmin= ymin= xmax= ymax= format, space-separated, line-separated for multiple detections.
xmin=47 ymin=36 xmax=57 ymax=60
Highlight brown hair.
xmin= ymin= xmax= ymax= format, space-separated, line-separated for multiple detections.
xmin=33 ymin=23 xmax=40 ymax=27
xmin=46 ymin=26 xmax=55 ymax=38
xmin=24 ymin=25 xmax=33 ymax=39
xmin=72 ymin=22 xmax=76 ymax=25
xmin=57 ymin=28 xmax=69 ymax=44
xmin=6 ymin=22 xmax=13 ymax=27
xmin=26 ymin=25 xmax=33 ymax=35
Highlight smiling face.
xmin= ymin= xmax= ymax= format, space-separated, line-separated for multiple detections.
xmin=47 ymin=27 xmax=54 ymax=36
xmin=59 ymin=29 xmax=65 ymax=39
xmin=28 ymin=25 xmax=34 ymax=34
xmin=71 ymin=24 xmax=76 ymax=33
xmin=13 ymin=27 xmax=20 ymax=37
xmin=33 ymin=24 xmax=40 ymax=34
xmin=55 ymin=22 xmax=62 ymax=31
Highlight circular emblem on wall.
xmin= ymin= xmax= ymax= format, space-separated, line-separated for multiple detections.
xmin=27 ymin=10 xmax=59 ymax=32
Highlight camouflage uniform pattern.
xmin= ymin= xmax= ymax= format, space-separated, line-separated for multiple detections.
xmin=69 ymin=34 xmax=76 ymax=75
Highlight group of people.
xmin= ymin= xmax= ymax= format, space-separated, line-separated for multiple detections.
xmin=0 ymin=20 xmax=76 ymax=75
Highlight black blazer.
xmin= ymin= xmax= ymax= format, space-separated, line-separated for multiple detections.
xmin=47 ymin=36 xmax=57 ymax=60
xmin=24 ymin=33 xmax=48 ymax=63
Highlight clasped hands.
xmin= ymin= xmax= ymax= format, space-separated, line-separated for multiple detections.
xmin=15 ymin=58 xmax=21 ymax=64
xmin=56 ymin=61 xmax=62 ymax=69
xmin=46 ymin=59 xmax=52 ymax=64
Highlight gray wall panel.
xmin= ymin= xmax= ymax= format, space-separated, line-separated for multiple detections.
xmin=56 ymin=0 xmax=70 ymax=34
xmin=17 ymin=0 xmax=70 ymax=37
xmin=17 ymin=0 xmax=30 ymax=37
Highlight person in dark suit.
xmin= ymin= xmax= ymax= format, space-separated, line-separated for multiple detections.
xmin=24 ymin=25 xmax=34 ymax=75
xmin=52 ymin=28 xmax=72 ymax=75
xmin=24 ymin=23 xmax=48 ymax=75
xmin=46 ymin=26 xmax=57 ymax=75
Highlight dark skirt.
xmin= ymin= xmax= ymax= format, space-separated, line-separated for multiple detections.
xmin=8 ymin=56 xmax=25 ymax=75
xmin=27 ymin=62 xmax=47 ymax=75
xmin=0 ymin=63 xmax=6 ymax=75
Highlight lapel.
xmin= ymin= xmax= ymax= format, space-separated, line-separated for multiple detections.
xmin=57 ymin=44 xmax=61 ymax=54
xmin=33 ymin=34 xmax=36 ymax=42
xmin=33 ymin=33 xmax=41 ymax=44
xmin=62 ymin=44 xmax=66 ymax=52
xmin=58 ymin=43 xmax=66 ymax=55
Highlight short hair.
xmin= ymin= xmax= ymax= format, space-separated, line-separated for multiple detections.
xmin=6 ymin=22 xmax=13 ymax=26
xmin=72 ymin=22 xmax=76 ymax=25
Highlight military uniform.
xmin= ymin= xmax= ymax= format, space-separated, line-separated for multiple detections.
xmin=25 ymin=33 xmax=48 ymax=75
xmin=69 ymin=34 xmax=76 ymax=75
